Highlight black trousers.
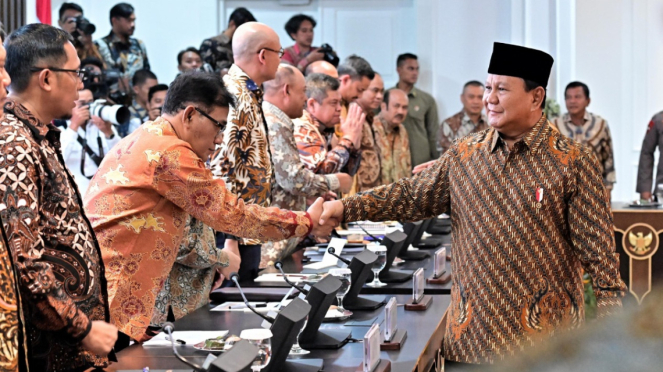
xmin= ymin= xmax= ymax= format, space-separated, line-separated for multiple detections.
xmin=216 ymin=232 xmax=262 ymax=283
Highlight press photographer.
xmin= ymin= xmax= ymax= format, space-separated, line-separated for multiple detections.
xmin=61 ymin=89 xmax=120 ymax=194
xmin=58 ymin=2 xmax=104 ymax=63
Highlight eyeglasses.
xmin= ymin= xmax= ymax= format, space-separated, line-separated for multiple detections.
xmin=30 ymin=67 xmax=87 ymax=81
xmin=194 ymin=107 xmax=226 ymax=138
xmin=258 ymin=47 xmax=284 ymax=58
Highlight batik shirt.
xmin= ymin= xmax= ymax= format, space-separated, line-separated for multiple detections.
xmin=281 ymin=44 xmax=319 ymax=72
xmin=438 ymin=110 xmax=489 ymax=155
xmin=341 ymin=115 xmax=626 ymax=364
xmin=85 ymin=117 xmax=311 ymax=340
xmin=199 ymin=33 xmax=233 ymax=72
xmin=551 ymin=112 xmax=616 ymax=188
xmin=95 ymin=31 xmax=150 ymax=85
xmin=373 ymin=116 xmax=411 ymax=184
xmin=151 ymin=216 xmax=228 ymax=326
xmin=0 ymin=100 xmax=111 ymax=372
xmin=261 ymin=102 xmax=337 ymax=267
xmin=293 ymin=110 xmax=361 ymax=176
xmin=210 ymin=64 xmax=273 ymax=246
xmin=354 ymin=112 xmax=382 ymax=192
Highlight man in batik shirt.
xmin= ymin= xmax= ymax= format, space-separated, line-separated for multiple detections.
xmin=261 ymin=65 xmax=352 ymax=267
xmin=294 ymin=73 xmax=363 ymax=176
xmin=354 ymin=72 xmax=385 ymax=192
xmin=438 ymin=81 xmax=489 ymax=155
xmin=320 ymin=42 xmax=626 ymax=366
xmin=373 ymin=89 xmax=411 ymax=184
xmin=551 ymin=81 xmax=615 ymax=200
xmin=209 ymin=22 xmax=283 ymax=281
xmin=3 ymin=24 xmax=118 ymax=371
xmin=86 ymin=72 xmax=331 ymax=343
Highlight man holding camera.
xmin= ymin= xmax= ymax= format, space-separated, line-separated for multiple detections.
xmin=58 ymin=2 xmax=103 ymax=65
xmin=61 ymin=88 xmax=120 ymax=195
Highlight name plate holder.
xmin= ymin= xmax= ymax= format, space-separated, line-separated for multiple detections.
xmin=427 ymin=248 xmax=451 ymax=285
xmin=356 ymin=323 xmax=391 ymax=372
xmin=405 ymin=268 xmax=432 ymax=311
xmin=380 ymin=297 xmax=407 ymax=350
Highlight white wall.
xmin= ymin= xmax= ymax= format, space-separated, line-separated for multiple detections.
xmin=36 ymin=0 xmax=663 ymax=201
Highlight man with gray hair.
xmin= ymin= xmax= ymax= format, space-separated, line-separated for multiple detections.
xmin=294 ymin=73 xmax=363 ymax=176
xmin=209 ymin=22 xmax=283 ymax=281
xmin=261 ymin=65 xmax=352 ymax=267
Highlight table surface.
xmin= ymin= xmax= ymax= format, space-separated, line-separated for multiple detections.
xmin=612 ymin=201 xmax=663 ymax=212
xmin=104 ymin=294 xmax=451 ymax=372
xmin=246 ymin=234 xmax=453 ymax=296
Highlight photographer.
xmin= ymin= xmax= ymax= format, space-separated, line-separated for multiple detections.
xmin=282 ymin=14 xmax=338 ymax=72
xmin=57 ymin=2 xmax=103 ymax=65
xmin=61 ymin=88 xmax=120 ymax=194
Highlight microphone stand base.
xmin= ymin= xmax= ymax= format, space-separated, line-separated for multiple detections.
xmin=300 ymin=329 xmax=351 ymax=350
xmin=344 ymin=295 xmax=387 ymax=311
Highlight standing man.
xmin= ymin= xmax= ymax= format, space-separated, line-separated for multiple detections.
xmin=127 ymin=69 xmax=158 ymax=135
xmin=354 ymin=72 xmax=385 ymax=191
xmin=209 ymin=22 xmax=283 ymax=281
xmin=637 ymin=111 xmax=663 ymax=200
xmin=552 ymin=81 xmax=615 ymax=199
xmin=438 ymin=80 xmax=488 ymax=154
xmin=4 ymin=24 xmax=118 ymax=371
xmin=261 ymin=64 xmax=352 ymax=267
xmin=96 ymin=3 xmax=149 ymax=95
xmin=200 ymin=7 xmax=256 ymax=73
xmin=373 ymin=89 xmax=411 ymax=184
xmin=395 ymin=53 xmax=439 ymax=166
xmin=321 ymin=42 xmax=626 ymax=366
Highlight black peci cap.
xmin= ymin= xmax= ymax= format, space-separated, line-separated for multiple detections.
xmin=487 ymin=42 xmax=554 ymax=88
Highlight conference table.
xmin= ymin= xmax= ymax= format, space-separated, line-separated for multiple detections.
xmin=105 ymin=294 xmax=450 ymax=372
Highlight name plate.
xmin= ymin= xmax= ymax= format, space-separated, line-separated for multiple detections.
xmin=433 ymin=247 xmax=446 ymax=278
xmin=412 ymin=268 xmax=425 ymax=304
xmin=363 ymin=323 xmax=381 ymax=372
xmin=383 ymin=297 xmax=397 ymax=342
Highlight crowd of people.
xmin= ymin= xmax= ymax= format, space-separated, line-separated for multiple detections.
xmin=0 ymin=1 xmax=659 ymax=371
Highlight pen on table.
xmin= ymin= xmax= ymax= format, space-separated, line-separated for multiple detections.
xmin=276 ymin=274 xmax=310 ymax=278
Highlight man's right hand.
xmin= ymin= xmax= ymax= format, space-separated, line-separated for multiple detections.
xmin=219 ymin=239 xmax=241 ymax=278
xmin=340 ymin=103 xmax=365 ymax=149
xmin=335 ymin=173 xmax=353 ymax=193
xmin=319 ymin=200 xmax=345 ymax=228
xmin=641 ymin=192 xmax=653 ymax=201
xmin=81 ymin=321 xmax=118 ymax=356
xmin=70 ymin=102 xmax=90 ymax=132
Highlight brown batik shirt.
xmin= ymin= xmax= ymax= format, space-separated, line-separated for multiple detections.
xmin=341 ymin=115 xmax=626 ymax=364
xmin=0 ymin=100 xmax=110 ymax=372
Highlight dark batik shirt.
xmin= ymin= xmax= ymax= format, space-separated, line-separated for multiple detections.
xmin=342 ymin=115 xmax=626 ymax=364
xmin=0 ymin=100 xmax=110 ymax=371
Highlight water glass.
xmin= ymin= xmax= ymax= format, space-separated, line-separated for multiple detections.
xmin=367 ymin=245 xmax=387 ymax=287
xmin=329 ymin=268 xmax=352 ymax=315
xmin=289 ymin=300 xmax=310 ymax=356
xmin=239 ymin=328 xmax=272 ymax=371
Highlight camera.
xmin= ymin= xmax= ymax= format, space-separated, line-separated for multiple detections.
xmin=89 ymin=99 xmax=130 ymax=126
xmin=83 ymin=67 xmax=131 ymax=105
xmin=319 ymin=43 xmax=339 ymax=67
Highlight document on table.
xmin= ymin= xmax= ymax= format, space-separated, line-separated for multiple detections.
xmin=303 ymin=238 xmax=346 ymax=270
xmin=142 ymin=330 xmax=229 ymax=346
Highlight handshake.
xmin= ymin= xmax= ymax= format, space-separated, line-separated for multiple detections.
xmin=305 ymin=198 xmax=346 ymax=237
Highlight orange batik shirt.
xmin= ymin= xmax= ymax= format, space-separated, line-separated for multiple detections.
xmin=85 ymin=118 xmax=312 ymax=340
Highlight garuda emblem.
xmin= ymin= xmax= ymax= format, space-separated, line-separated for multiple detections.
xmin=629 ymin=231 xmax=653 ymax=255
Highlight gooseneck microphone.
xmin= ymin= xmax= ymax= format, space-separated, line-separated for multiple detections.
xmin=274 ymin=262 xmax=309 ymax=295
xmin=230 ymin=272 xmax=275 ymax=323
xmin=163 ymin=322 xmax=205 ymax=372
xmin=327 ymin=247 xmax=351 ymax=266
xmin=356 ymin=224 xmax=383 ymax=243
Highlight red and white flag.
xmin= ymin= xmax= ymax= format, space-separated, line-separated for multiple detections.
xmin=536 ymin=188 xmax=544 ymax=203
xmin=36 ymin=0 xmax=52 ymax=24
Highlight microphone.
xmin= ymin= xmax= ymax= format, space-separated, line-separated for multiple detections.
xmin=274 ymin=262 xmax=309 ymax=295
xmin=163 ymin=322 xmax=205 ymax=372
xmin=230 ymin=273 xmax=274 ymax=323
xmin=356 ymin=224 xmax=383 ymax=243
xmin=327 ymin=247 xmax=351 ymax=266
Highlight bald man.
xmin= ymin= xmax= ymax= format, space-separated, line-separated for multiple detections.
xmin=305 ymin=60 xmax=338 ymax=78
xmin=374 ymin=89 xmax=412 ymax=184
xmin=260 ymin=65 xmax=352 ymax=267
xmin=210 ymin=22 xmax=284 ymax=281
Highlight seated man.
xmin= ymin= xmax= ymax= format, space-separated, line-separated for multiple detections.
xmin=354 ymin=72 xmax=384 ymax=192
xmin=305 ymin=60 xmax=338 ymax=77
xmin=177 ymin=47 xmax=203 ymax=73
xmin=85 ymin=72 xmax=332 ymax=343
xmin=261 ymin=64 xmax=352 ymax=267
xmin=128 ymin=69 xmax=158 ymax=135
xmin=373 ymin=89 xmax=411 ymax=184
xmin=294 ymin=73 xmax=364 ymax=176
xmin=60 ymin=88 xmax=120 ymax=194
xmin=438 ymin=80 xmax=488 ymax=154
xmin=146 ymin=83 xmax=168 ymax=122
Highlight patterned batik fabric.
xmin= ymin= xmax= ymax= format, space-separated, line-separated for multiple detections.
xmin=293 ymin=110 xmax=361 ymax=176
xmin=151 ymin=216 xmax=228 ymax=326
xmin=210 ymin=64 xmax=274 ymax=246
xmin=199 ymin=33 xmax=233 ymax=72
xmin=0 ymin=100 xmax=111 ymax=372
xmin=372 ymin=116 xmax=412 ymax=184
xmin=262 ymin=102 xmax=336 ymax=267
xmin=438 ymin=110 xmax=489 ymax=155
xmin=341 ymin=115 xmax=626 ymax=364
xmin=551 ymin=111 xmax=616 ymax=188
xmin=85 ymin=117 xmax=312 ymax=340
xmin=354 ymin=114 xmax=382 ymax=192
xmin=95 ymin=31 xmax=150 ymax=85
